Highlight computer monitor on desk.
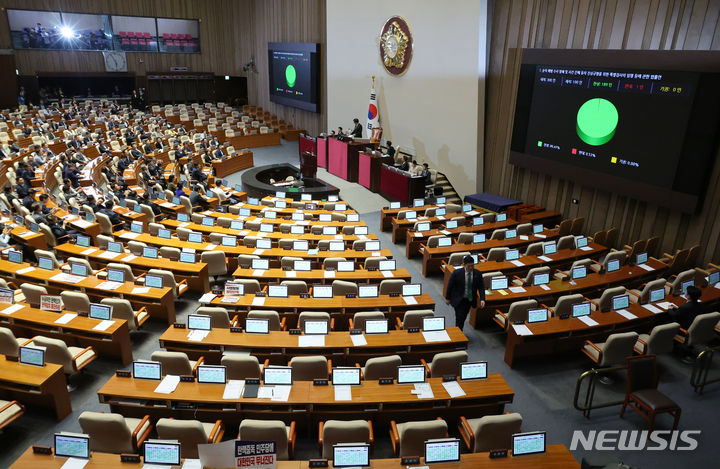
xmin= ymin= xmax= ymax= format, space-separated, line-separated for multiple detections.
xmin=512 ymin=431 xmax=546 ymax=457
xmin=197 ymin=365 xmax=227 ymax=384
xmin=263 ymin=366 xmax=292 ymax=385
xmin=133 ymin=361 xmax=162 ymax=380
xmin=425 ymin=438 xmax=461 ymax=464
xmin=304 ymin=320 xmax=329 ymax=335
xmin=19 ymin=346 xmax=45 ymax=366
xmin=143 ymin=440 xmax=181 ymax=466
xmin=460 ymin=361 xmax=487 ymax=380
xmin=333 ymin=444 xmax=370 ymax=468
xmin=332 ymin=367 xmax=361 ymax=386
xmin=572 ymin=302 xmax=591 ymax=318
xmin=365 ymin=319 xmax=388 ymax=334
xmin=245 ymin=318 xmax=269 ymax=334
xmin=397 ymin=365 xmax=426 ymax=384
xmin=54 ymin=433 xmax=90 ymax=459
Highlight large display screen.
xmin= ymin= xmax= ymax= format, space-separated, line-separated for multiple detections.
xmin=510 ymin=49 xmax=720 ymax=212
xmin=268 ymin=42 xmax=320 ymax=113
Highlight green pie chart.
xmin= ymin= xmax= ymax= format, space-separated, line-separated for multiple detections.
xmin=576 ymin=98 xmax=618 ymax=146
xmin=285 ymin=65 xmax=296 ymax=88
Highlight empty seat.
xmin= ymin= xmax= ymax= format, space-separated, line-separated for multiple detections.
xmin=150 ymin=351 xmax=203 ymax=376
xmin=319 ymin=420 xmax=373 ymax=459
xmin=635 ymin=322 xmax=680 ymax=355
xmin=379 ymin=279 xmax=406 ymax=295
xmin=156 ymin=418 xmax=224 ymax=459
xmin=32 ymin=336 xmax=97 ymax=374
xmin=281 ymin=280 xmax=308 ymax=295
xmin=583 ymin=332 xmax=639 ymax=367
xmin=221 ymin=354 xmax=263 ymax=380
xmin=458 ymin=413 xmax=522 ymax=452
xmin=289 ymin=356 xmax=329 ymax=380
xmin=397 ymin=310 xmax=434 ymax=329
xmin=197 ymin=306 xmax=235 ymax=328
xmin=422 ymin=351 xmax=468 ymax=378
xmin=60 ymin=291 xmax=90 ymax=314
xmin=332 ymin=280 xmax=358 ymax=296
xmin=79 ymin=411 xmax=152 ymax=454
xmin=0 ymin=400 xmax=24 ymax=431
xmin=20 ymin=283 xmax=47 ymax=308
xmin=0 ymin=327 xmax=30 ymax=357
xmin=238 ymin=419 xmax=295 ymax=460
xmin=390 ymin=418 xmax=448 ymax=457
xmin=362 ymin=354 xmax=401 ymax=380
xmin=350 ymin=311 xmax=385 ymax=330
xmin=494 ymin=299 xmax=538 ymax=330
xmin=100 ymin=298 xmax=148 ymax=331
xmin=247 ymin=310 xmax=285 ymax=331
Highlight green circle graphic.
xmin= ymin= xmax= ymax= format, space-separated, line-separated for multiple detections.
xmin=285 ymin=65 xmax=296 ymax=88
xmin=576 ymin=98 xmax=618 ymax=146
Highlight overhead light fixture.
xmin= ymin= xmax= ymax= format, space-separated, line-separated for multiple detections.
xmin=60 ymin=26 xmax=75 ymax=39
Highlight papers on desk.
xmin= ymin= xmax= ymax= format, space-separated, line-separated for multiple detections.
xmin=93 ymin=319 xmax=115 ymax=331
xmin=442 ymin=381 xmax=466 ymax=398
xmin=122 ymin=232 xmax=141 ymax=239
xmin=538 ymin=255 xmax=552 ymax=262
xmin=535 ymin=233 xmax=547 ymax=239
xmin=132 ymin=287 xmax=150 ymax=294
xmin=422 ymin=330 xmax=451 ymax=343
xmin=334 ymin=234 xmax=343 ymax=240
xmin=656 ymin=301 xmax=676 ymax=310
xmin=253 ymin=270 xmax=265 ymax=277
xmin=638 ymin=263 xmax=655 ymax=271
xmin=579 ymin=246 xmax=593 ymax=251
xmin=96 ymin=281 xmax=122 ymax=291
xmin=257 ymin=387 xmax=274 ymax=399
xmin=50 ymin=273 xmax=84 ymax=284
xmin=60 ymin=457 xmax=89 ymax=469
xmin=297 ymin=220 xmax=310 ymax=226
xmin=509 ymin=286 xmax=527 ymax=294
xmin=519 ymin=235 xmax=529 ymax=240
xmin=199 ymin=292 xmax=217 ymax=304
xmin=205 ymin=244 xmax=218 ymax=251
xmin=16 ymin=266 xmax=36 ymax=274
xmin=412 ymin=382 xmax=434 ymax=399
xmin=577 ymin=315 xmax=599 ymax=327
xmin=351 ymin=334 xmax=367 ymax=346
xmin=413 ymin=232 xmax=423 ymax=238
xmin=154 ymin=375 xmax=180 ymax=394
xmin=73 ymin=220 xmax=93 ymax=228
xmin=222 ymin=380 xmax=245 ymax=399
xmin=308 ymin=248 xmax=319 ymax=255
xmin=181 ymin=459 xmax=202 ymax=469
xmin=251 ymin=296 xmax=265 ymax=306
xmin=357 ymin=234 xmax=367 ymax=240
xmin=271 ymin=385 xmax=291 ymax=402
xmin=98 ymin=251 xmax=120 ymax=259
xmin=510 ymin=259 xmax=524 ymax=267
xmin=0 ymin=304 xmax=24 ymax=315
xmin=334 ymin=385 xmax=352 ymax=401
xmin=187 ymin=330 xmax=209 ymax=342
xmin=642 ymin=303 xmax=663 ymax=314
xmin=160 ymin=202 xmax=175 ymax=208
xmin=299 ymin=335 xmax=325 ymax=347
xmin=81 ymin=248 xmax=97 ymax=255
xmin=17 ymin=231 xmax=33 ymax=238
xmin=285 ymin=271 xmax=297 ymax=278
xmin=512 ymin=324 xmax=533 ymax=336
xmin=221 ymin=296 xmax=239 ymax=303
xmin=122 ymin=254 xmax=137 ymax=262
xmin=252 ymin=249 xmax=265 ymax=255
xmin=467 ymin=210 xmax=479 ymax=216
xmin=615 ymin=309 xmax=637 ymax=320
xmin=370 ymin=251 xmax=381 ymax=257
xmin=403 ymin=296 xmax=418 ymax=305
xmin=55 ymin=313 xmax=78 ymax=325
xmin=440 ymin=230 xmax=451 ymax=235
xmin=381 ymin=270 xmax=394 ymax=278
xmin=539 ymin=284 xmax=551 ymax=291
xmin=436 ymin=215 xmax=445 ymax=221
xmin=323 ymin=270 xmax=336 ymax=278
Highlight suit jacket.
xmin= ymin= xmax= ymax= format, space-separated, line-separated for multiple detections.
xmin=351 ymin=123 xmax=363 ymax=137
xmin=669 ymin=299 xmax=703 ymax=331
xmin=446 ymin=268 xmax=485 ymax=308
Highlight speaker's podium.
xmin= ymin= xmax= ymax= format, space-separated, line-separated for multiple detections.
xmin=299 ymin=151 xmax=317 ymax=179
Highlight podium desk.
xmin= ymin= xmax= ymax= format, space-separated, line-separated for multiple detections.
xmin=1 ymin=302 xmax=133 ymax=365
xmin=97 ymin=374 xmax=513 ymax=426
xmin=317 ymin=136 xmax=328 ymax=168
xmin=0 ymin=356 xmax=71 ymax=421
xmin=212 ymin=151 xmax=254 ymax=177
xmin=159 ymin=327 xmax=468 ymax=365
xmin=359 ymin=151 xmax=393 ymax=192
xmin=299 ymin=151 xmax=317 ymax=179
xmin=380 ymin=165 xmax=425 ymax=206
xmin=328 ymin=138 xmax=366 ymax=182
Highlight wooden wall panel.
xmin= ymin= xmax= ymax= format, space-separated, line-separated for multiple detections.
xmin=485 ymin=0 xmax=720 ymax=264
xmin=244 ymin=0 xmax=326 ymax=137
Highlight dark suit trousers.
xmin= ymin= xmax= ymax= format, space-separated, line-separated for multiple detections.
xmin=454 ymin=299 xmax=471 ymax=329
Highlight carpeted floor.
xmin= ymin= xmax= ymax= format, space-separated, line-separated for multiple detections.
xmin=1 ymin=141 xmax=715 ymax=468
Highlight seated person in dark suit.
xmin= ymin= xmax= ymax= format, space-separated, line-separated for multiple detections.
xmin=386 ymin=141 xmax=395 ymax=158
xmin=46 ymin=214 xmax=76 ymax=242
xmin=191 ymin=163 xmax=207 ymax=183
xmin=189 ymin=185 xmax=209 ymax=210
xmin=669 ymin=285 xmax=703 ymax=331
xmin=15 ymin=178 xmax=30 ymax=199
xmin=399 ymin=156 xmax=410 ymax=172
xmin=98 ymin=200 xmax=123 ymax=227
xmin=140 ymin=193 xmax=162 ymax=217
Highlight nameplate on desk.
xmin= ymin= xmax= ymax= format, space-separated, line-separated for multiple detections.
xmin=32 ymin=445 xmax=52 ymax=455
xmin=180 ymin=375 xmax=195 ymax=383
xmin=230 ymin=327 xmax=243 ymax=333
xmin=289 ymin=329 xmax=302 ymax=335
xmin=246 ymin=378 xmax=260 ymax=385
xmin=300 ymin=293 xmax=309 ymax=298
xmin=559 ymin=314 xmax=570 ymax=320
xmin=313 ymin=379 xmax=329 ymax=386
xmin=349 ymin=329 xmax=362 ymax=335
xmin=489 ymin=449 xmax=508 ymax=458
xmin=367 ymin=267 xmax=377 ymax=271
xmin=389 ymin=292 xmax=400 ymax=297
xmin=5 ymin=355 xmax=18 ymax=362
xmin=401 ymin=457 xmax=420 ymax=465
xmin=116 ymin=370 xmax=131 ymax=378
xmin=173 ymin=323 xmax=187 ymax=329
xmin=513 ymin=320 xmax=525 ymax=325
xmin=346 ymin=294 xmax=356 ymax=298
xmin=379 ymin=377 xmax=394 ymax=385
xmin=407 ymin=327 xmax=420 ymax=333
xmin=442 ymin=375 xmax=457 ymax=382
xmin=309 ymin=459 xmax=329 ymax=468
xmin=255 ymin=292 xmax=266 ymax=297
xmin=120 ymin=453 xmax=141 ymax=463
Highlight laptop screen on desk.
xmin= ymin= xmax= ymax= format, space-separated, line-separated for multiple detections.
xmin=460 ymin=361 xmax=488 ymax=380
xmin=313 ymin=285 xmax=333 ymax=298
xmin=268 ymin=285 xmax=288 ymax=298
xmin=264 ymin=366 xmax=292 ymax=385
xmin=365 ymin=241 xmax=380 ymax=251
xmin=571 ymin=266 xmax=587 ymax=280
xmin=606 ymin=259 xmax=620 ymax=272
xmin=402 ymin=283 xmax=422 ymax=296
xmin=108 ymin=268 xmax=125 ymax=283
xmin=252 ymin=259 xmax=269 ymax=270
xmin=89 ymin=303 xmax=112 ymax=320
xmin=337 ymin=261 xmax=354 ymax=272
xmin=612 ymin=295 xmax=630 ymax=311
xmin=332 ymin=367 xmax=361 ymax=386
xmin=397 ymin=365 xmax=425 ymax=384
xmin=188 ymin=232 xmax=203 ymax=243
xmin=425 ymin=439 xmax=460 ymax=464
xmin=76 ymin=235 xmax=90 ymax=247
xmin=188 ymin=314 xmax=211 ymax=330
xmin=505 ymin=249 xmax=520 ymax=261
xmin=304 ymin=320 xmax=329 ymax=335
xmin=333 ymin=444 xmax=370 ymax=468
xmin=197 ymin=365 xmax=226 ymax=384
xmin=358 ymin=285 xmax=378 ymax=298
xmin=133 ymin=360 xmax=161 ymax=380
xmin=512 ymin=432 xmax=546 ymax=456
xmin=19 ymin=346 xmax=44 ymax=366
xmin=572 ymin=302 xmax=591 ymax=318
xmin=54 ymin=433 xmax=90 ymax=459
xmin=38 ymin=256 xmax=54 ymax=270
xmin=423 ymin=316 xmax=445 ymax=331
xmin=491 ymin=276 xmax=508 ymax=290
xmin=144 ymin=440 xmax=181 ymax=466
xmin=533 ymin=273 xmax=549 ymax=286
xmin=649 ymin=288 xmax=665 ymax=303
xmin=365 ymin=319 xmax=388 ymax=334
xmin=245 ymin=318 xmax=269 ymax=334
xmin=527 ymin=308 xmax=549 ymax=323
xmin=543 ymin=243 xmax=557 ymax=255
xmin=378 ymin=260 xmax=396 ymax=271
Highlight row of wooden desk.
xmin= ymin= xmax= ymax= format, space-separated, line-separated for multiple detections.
xmin=11 ymin=445 xmax=579 ymax=468
xmin=159 ymin=327 xmax=467 ymax=365
xmin=97 ymin=374 xmax=514 ymax=426
xmin=211 ymin=151 xmax=254 ymax=177
xmin=230 ymin=266 xmax=412 ymax=284
xmin=0 ymin=355 xmax=71 ymax=421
